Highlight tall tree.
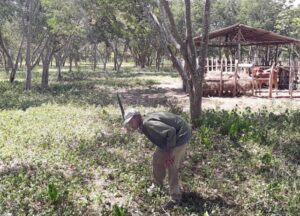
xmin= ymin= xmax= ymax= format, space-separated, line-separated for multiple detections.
xmin=0 ymin=0 xmax=25 ymax=82
xmin=40 ymin=0 xmax=85 ymax=87
xmin=141 ymin=0 xmax=211 ymax=127
xmin=24 ymin=0 xmax=49 ymax=90
xmin=238 ymin=0 xmax=286 ymax=31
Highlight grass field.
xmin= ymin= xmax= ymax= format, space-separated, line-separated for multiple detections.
xmin=0 ymin=64 xmax=299 ymax=215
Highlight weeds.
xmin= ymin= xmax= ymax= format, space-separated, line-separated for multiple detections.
xmin=0 ymin=68 xmax=299 ymax=215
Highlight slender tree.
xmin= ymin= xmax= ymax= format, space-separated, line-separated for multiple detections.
xmin=141 ymin=0 xmax=211 ymax=127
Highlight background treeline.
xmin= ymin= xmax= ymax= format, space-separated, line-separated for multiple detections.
xmin=0 ymin=0 xmax=299 ymax=90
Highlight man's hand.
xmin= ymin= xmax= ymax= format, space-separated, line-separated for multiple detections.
xmin=121 ymin=127 xmax=132 ymax=134
xmin=164 ymin=150 xmax=175 ymax=168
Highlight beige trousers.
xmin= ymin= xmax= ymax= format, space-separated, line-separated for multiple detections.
xmin=152 ymin=143 xmax=187 ymax=201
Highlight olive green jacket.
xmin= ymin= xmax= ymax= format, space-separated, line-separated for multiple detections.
xmin=140 ymin=112 xmax=192 ymax=150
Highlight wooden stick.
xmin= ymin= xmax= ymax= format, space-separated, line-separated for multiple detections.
xmin=268 ymin=63 xmax=275 ymax=98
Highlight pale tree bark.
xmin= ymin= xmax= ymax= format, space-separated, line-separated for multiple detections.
xmin=141 ymin=0 xmax=211 ymax=127
xmin=24 ymin=0 xmax=48 ymax=90
xmin=0 ymin=50 xmax=3 ymax=67
xmin=0 ymin=50 xmax=10 ymax=74
xmin=10 ymin=36 xmax=24 ymax=83
xmin=108 ymin=39 xmax=128 ymax=73
xmin=92 ymin=43 xmax=97 ymax=71
xmin=25 ymin=0 xmax=33 ymax=90
xmin=41 ymin=50 xmax=52 ymax=90
xmin=0 ymin=31 xmax=24 ymax=82
xmin=197 ymin=0 xmax=211 ymax=117
xmin=98 ymin=44 xmax=110 ymax=71
xmin=69 ymin=55 xmax=73 ymax=72
xmin=155 ymin=48 xmax=164 ymax=71
xmin=54 ymin=51 xmax=68 ymax=81
xmin=53 ymin=37 xmax=72 ymax=81
xmin=41 ymin=38 xmax=62 ymax=90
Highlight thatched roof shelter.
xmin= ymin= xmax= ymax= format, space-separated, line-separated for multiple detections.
xmin=193 ymin=23 xmax=300 ymax=47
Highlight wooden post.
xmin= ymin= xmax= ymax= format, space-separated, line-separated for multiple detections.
xmin=237 ymin=29 xmax=242 ymax=63
xmin=290 ymin=59 xmax=295 ymax=98
xmin=219 ymin=58 xmax=223 ymax=96
xmin=206 ymin=58 xmax=209 ymax=72
xmin=268 ymin=63 xmax=275 ymax=98
xmin=289 ymin=44 xmax=294 ymax=98
xmin=238 ymin=41 xmax=241 ymax=63
xmin=234 ymin=60 xmax=238 ymax=97
xmin=225 ymin=58 xmax=228 ymax=72
xmin=251 ymin=76 xmax=255 ymax=95
xmin=274 ymin=45 xmax=279 ymax=66
xmin=229 ymin=56 xmax=232 ymax=72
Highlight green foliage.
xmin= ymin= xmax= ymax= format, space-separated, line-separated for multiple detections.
xmin=112 ymin=204 xmax=126 ymax=216
xmin=211 ymin=0 xmax=240 ymax=29
xmin=198 ymin=127 xmax=213 ymax=149
xmin=41 ymin=0 xmax=85 ymax=36
xmin=48 ymin=182 xmax=60 ymax=203
xmin=261 ymin=153 xmax=273 ymax=165
xmin=0 ymin=68 xmax=300 ymax=215
xmin=275 ymin=6 xmax=300 ymax=37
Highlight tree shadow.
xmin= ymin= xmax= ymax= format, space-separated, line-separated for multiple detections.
xmin=0 ymin=69 xmax=183 ymax=110
xmin=63 ymin=69 xmax=179 ymax=80
xmin=121 ymin=87 xmax=169 ymax=107
xmin=180 ymin=191 xmax=238 ymax=215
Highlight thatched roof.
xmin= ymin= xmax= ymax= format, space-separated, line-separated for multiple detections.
xmin=194 ymin=23 xmax=300 ymax=47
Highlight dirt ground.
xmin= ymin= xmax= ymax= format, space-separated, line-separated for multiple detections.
xmin=116 ymin=75 xmax=300 ymax=112
xmin=155 ymin=77 xmax=300 ymax=112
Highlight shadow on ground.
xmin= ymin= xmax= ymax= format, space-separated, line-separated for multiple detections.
xmin=180 ymin=191 xmax=238 ymax=215
xmin=0 ymin=69 xmax=182 ymax=110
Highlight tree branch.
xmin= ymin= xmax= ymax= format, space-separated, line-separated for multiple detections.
xmin=160 ymin=0 xmax=182 ymax=48
xmin=0 ymin=30 xmax=13 ymax=67
xmin=184 ymin=0 xmax=197 ymax=72
xmin=14 ymin=35 xmax=25 ymax=68
xmin=31 ymin=37 xmax=49 ymax=69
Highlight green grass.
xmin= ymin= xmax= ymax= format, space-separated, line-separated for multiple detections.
xmin=0 ymin=65 xmax=299 ymax=215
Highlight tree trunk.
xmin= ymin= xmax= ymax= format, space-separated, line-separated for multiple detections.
xmin=145 ymin=0 xmax=210 ymax=127
xmin=116 ymin=43 xmax=127 ymax=73
xmin=155 ymin=49 xmax=163 ymax=71
xmin=25 ymin=0 xmax=33 ymax=90
xmin=54 ymin=50 xmax=68 ymax=81
xmin=41 ymin=59 xmax=50 ymax=90
xmin=55 ymin=56 xmax=63 ymax=81
xmin=74 ymin=58 xmax=78 ymax=69
xmin=41 ymin=43 xmax=55 ymax=90
xmin=69 ymin=55 xmax=73 ymax=72
xmin=139 ymin=54 xmax=146 ymax=68
xmin=192 ymin=0 xmax=211 ymax=126
xmin=113 ymin=49 xmax=118 ymax=71
xmin=3 ymin=54 xmax=10 ymax=74
xmin=10 ymin=68 xmax=18 ymax=82
xmin=20 ymin=54 xmax=23 ymax=68
xmin=10 ymin=36 xmax=24 ymax=82
xmin=0 ymin=51 xmax=4 ymax=66
xmin=93 ymin=43 xmax=97 ymax=71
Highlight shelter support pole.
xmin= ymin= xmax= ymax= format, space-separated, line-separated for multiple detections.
xmin=237 ymin=31 xmax=241 ymax=62
xmin=219 ymin=59 xmax=223 ymax=96
xmin=274 ymin=45 xmax=279 ymax=65
xmin=234 ymin=60 xmax=238 ymax=97
xmin=268 ymin=63 xmax=275 ymax=98
xmin=289 ymin=43 xmax=294 ymax=98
